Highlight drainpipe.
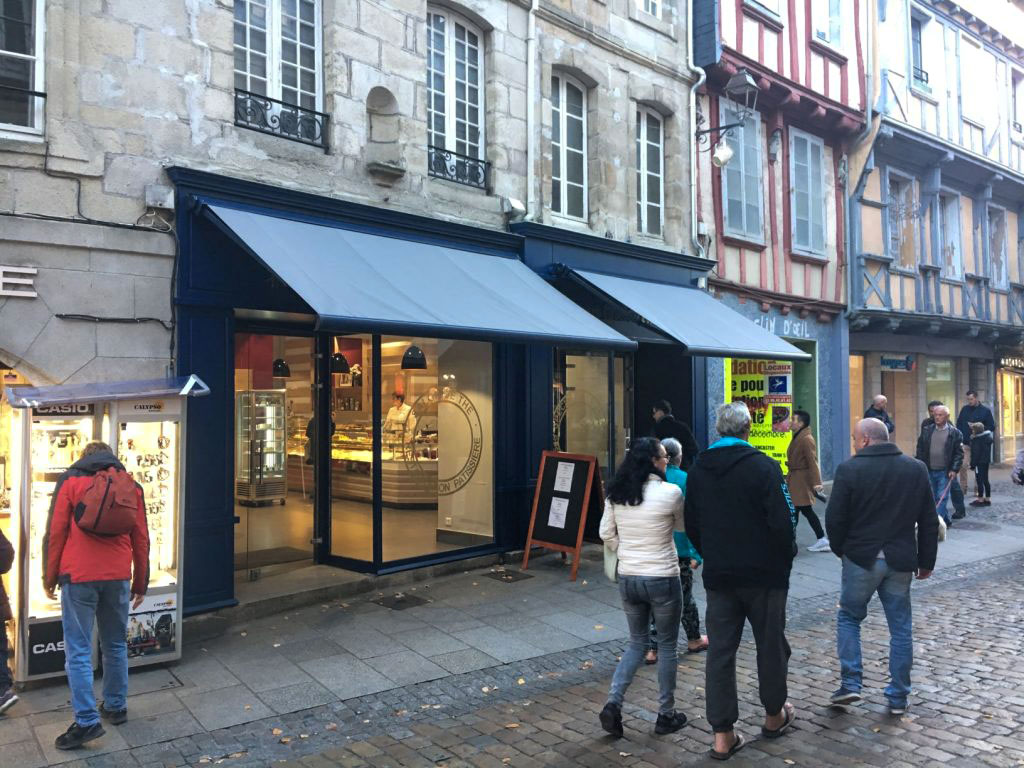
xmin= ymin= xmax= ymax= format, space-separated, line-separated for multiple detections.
xmin=526 ymin=0 xmax=539 ymax=220
xmin=845 ymin=0 xmax=876 ymax=317
xmin=685 ymin=0 xmax=707 ymax=261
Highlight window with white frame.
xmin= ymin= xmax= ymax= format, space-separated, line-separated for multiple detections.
xmin=910 ymin=15 xmax=929 ymax=86
xmin=813 ymin=0 xmax=841 ymax=47
xmin=789 ymin=128 xmax=826 ymax=255
xmin=989 ymin=206 xmax=1008 ymax=288
xmin=960 ymin=36 xmax=986 ymax=123
xmin=887 ymin=173 xmax=919 ymax=269
xmin=636 ymin=107 xmax=664 ymax=236
xmin=551 ymin=74 xmax=587 ymax=220
xmin=938 ymin=193 xmax=962 ymax=279
xmin=426 ymin=8 xmax=484 ymax=162
xmin=641 ymin=0 xmax=661 ymax=19
xmin=234 ymin=0 xmax=322 ymax=110
xmin=0 ymin=0 xmax=45 ymax=133
xmin=720 ymin=99 xmax=763 ymax=241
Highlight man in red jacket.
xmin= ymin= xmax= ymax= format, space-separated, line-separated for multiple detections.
xmin=43 ymin=441 xmax=149 ymax=750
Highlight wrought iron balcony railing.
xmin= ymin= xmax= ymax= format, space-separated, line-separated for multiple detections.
xmin=0 ymin=83 xmax=46 ymax=131
xmin=234 ymin=89 xmax=329 ymax=151
xmin=428 ymin=146 xmax=490 ymax=190
xmin=912 ymin=66 xmax=929 ymax=85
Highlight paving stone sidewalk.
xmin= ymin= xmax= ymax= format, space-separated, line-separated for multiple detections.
xmin=3 ymin=466 xmax=1023 ymax=767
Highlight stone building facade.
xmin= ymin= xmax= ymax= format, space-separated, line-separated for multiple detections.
xmin=0 ymin=0 xmax=698 ymax=387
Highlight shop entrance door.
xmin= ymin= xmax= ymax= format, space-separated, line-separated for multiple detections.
xmin=233 ymin=332 xmax=316 ymax=576
xmin=633 ymin=342 xmax=694 ymax=451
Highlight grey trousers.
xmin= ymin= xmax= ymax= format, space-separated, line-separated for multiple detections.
xmin=705 ymin=586 xmax=791 ymax=733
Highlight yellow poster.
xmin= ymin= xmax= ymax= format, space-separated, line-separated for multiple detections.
xmin=724 ymin=358 xmax=793 ymax=473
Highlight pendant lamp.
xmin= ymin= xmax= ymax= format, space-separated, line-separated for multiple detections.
xmin=330 ymin=352 xmax=351 ymax=374
xmin=272 ymin=358 xmax=291 ymax=377
xmin=401 ymin=345 xmax=427 ymax=370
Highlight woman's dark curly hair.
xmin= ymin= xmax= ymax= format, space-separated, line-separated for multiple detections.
xmin=606 ymin=437 xmax=664 ymax=506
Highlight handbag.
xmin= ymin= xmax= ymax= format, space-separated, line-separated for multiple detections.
xmin=603 ymin=542 xmax=618 ymax=583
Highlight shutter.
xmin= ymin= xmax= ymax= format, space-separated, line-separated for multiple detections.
xmin=792 ymin=134 xmax=810 ymax=250
xmin=810 ymin=140 xmax=825 ymax=252
xmin=693 ymin=0 xmax=722 ymax=68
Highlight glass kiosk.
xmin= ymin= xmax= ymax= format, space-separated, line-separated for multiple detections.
xmin=4 ymin=376 xmax=209 ymax=682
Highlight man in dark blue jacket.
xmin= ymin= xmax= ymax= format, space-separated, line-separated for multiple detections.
xmin=955 ymin=390 xmax=996 ymax=500
xmin=826 ymin=418 xmax=938 ymax=716
xmin=685 ymin=402 xmax=797 ymax=759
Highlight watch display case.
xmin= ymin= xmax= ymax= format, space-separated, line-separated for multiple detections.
xmin=236 ymin=389 xmax=287 ymax=505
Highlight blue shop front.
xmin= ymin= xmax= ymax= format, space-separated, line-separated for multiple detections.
xmin=170 ymin=169 xmax=808 ymax=615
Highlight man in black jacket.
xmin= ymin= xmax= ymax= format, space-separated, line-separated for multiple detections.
xmin=685 ymin=402 xmax=797 ymax=758
xmin=914 ymin=405 xmax=963 ymax=526
xmin=864 ymin=395 xmax=895 ymax=435
xmin=955 ymin=390 xmax=996 ymax=499
xmin=826 ymin=417 xmax=938 ymax=715
xmin=651 ymin=400 xmax=699 ymax=469
xmin=0 ymin=528 xmax=17 ymax=713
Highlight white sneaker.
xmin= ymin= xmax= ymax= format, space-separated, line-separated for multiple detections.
xmin=808 ymin=537 xmax=831 ymax=552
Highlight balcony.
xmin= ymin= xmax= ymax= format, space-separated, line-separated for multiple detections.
xmin=912 ymin=66 xmax=929 ymax=85
xmin=234 ymin=89 xmax=329 ymax=152
xmin=0 ymin=83 xmax=46 ymax=133
xmin=427 ymin=146 xmax=490 ymax=190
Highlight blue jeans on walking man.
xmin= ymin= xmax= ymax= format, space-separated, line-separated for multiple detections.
xmin=608 ymin=575 xmax=682 ymax=715
xmin=928 ymin=470 xmax=954 ymax=524
xmin=61 ymin=580 xmax=131 ymax=727
xmin=836 ymin=557 xmax=913 ymax=708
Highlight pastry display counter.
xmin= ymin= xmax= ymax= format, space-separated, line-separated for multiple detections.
xmin=286 ymin=422 xmax=438 ymax=506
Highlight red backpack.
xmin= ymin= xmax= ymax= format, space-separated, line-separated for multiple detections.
xmin=73 ymin=467 xmax=140 ymax=536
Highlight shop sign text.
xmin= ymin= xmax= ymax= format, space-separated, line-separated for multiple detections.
xmin=0 ymin=265 xmax=37 ymax=298
xmin=725 ymin=358 xmax=793 ymax=473
xmin=753 ymin=315 xmax=813 ymax=340
xmin=880 ymin=354 xmax=916 ymax=372
xmin=1000 ymin=357 xmax=1024 ymax=372
xmin=33 ymin=403 xmax=96 ymax=416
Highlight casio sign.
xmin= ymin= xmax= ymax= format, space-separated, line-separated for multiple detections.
xmin=33 ymin=641 xmax=64 ymax=654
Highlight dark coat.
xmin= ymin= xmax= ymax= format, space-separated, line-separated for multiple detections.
xmin=956 ymin=403 xmax=995 ymax=445
xmin=0 ymin=528 xmax=13 ymax=621
xmin=864 ymin=406 xmax=895 ymax=434
xmin=785 ymin=426 xmax=821 ymax=507
xmin=684 ymin=441 xmax=796 ymax=590
xmin=825 ymin=443 xmax=938 ymax=572
xmin=653 ymin=415 xmax=699 ymax=468
xmin=969 ymin=430 xmax=994 ymax=468
xmin=915 ymin=423 xmax=964 ymax=473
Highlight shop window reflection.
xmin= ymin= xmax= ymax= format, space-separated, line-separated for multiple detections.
xmin=554 ymin=352 xmax=611 ymax=475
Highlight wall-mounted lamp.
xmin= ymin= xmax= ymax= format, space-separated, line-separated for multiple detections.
xmin=330 ymin=352 xmax=350 ymax=374
xmin=272 ymin=358 xmax=291 ymax=377
xmin=695 ymin=68 xmax=761 ymax=168
xmin=401 ymin=345 xmax=427 ymax=370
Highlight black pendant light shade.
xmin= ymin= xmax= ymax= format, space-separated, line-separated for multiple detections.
xmin=401 ymin=345 xmax=427 ymax=370
xmin=272 ymin=358 xmax=291 ymax=377
xmin=330 ymin=352 xmax=351 ymax=374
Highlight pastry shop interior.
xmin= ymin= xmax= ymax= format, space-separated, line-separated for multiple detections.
xmin=233 ymin=332 xmax=494 ymax=572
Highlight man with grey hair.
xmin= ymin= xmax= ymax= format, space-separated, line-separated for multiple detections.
xmin=864 ymin=394 xmax=895 ymax=435
xmin=914 ymin=404 xmax=963 ymax=526
xmin=684 ymin=402 xmax=798 ymax=759
xmin=826 ymin=418 xmax=937 ymax=715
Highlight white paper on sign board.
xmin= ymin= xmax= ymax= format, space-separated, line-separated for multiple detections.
xmin=553 ymin=461 xmax=575 ymax=493
xmin=548 ymin=496 xmax=569 ymax=529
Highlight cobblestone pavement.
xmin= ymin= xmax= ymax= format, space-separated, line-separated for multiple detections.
xmin=9 ymin=547 xmax=1022 ymax=768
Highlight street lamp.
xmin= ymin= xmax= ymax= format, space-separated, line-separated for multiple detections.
xmin=695 ymin=68 xmax=761 ymax=168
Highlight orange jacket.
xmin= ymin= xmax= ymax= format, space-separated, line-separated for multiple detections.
xmin=43 ymin=452 xmax=150 ymax=596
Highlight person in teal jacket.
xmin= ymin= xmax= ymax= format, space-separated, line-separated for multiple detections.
xmin=646 ymin=438 xmax=709 ymax=663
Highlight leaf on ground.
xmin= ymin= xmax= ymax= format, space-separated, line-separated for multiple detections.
xmin=517 ymin=677 xmax=526 ymax=685
xmin=784 ymin=760 xmax=795 ymax=765
xmin=272 ymin=643 xmax=281 ymax=648
xmin=432 ymin=704 xmax=442 ymax=709
xmin=325 ymin=722 xmax=338 ymax=730
xmin=228 ymin=753 xmax=247 ymax=759
xmin=279 ymin=737 xmax=291 ymax=744
xmin=871 ymin=727 xmax=881 ymax=733
xmin=580 ymin=661 xmax=593 ymax=670
xmin=272 ymin=728 xmax=283 ymax=736
xmin=482 ymin=686 xmax=491 ymax=693
xmin=502 ymin=759 xmax=512 ymax=765
xmin=299 ymin=734 xmax=309 ymax=739
xmin=594 ymin=625 xmax=605 ymax=630
xmin=619 ymin=752 xmax=632 ymax=757
xmin=239 ymin=631 xmax=247 ymax=637
xmin=394 ymin=709 xmax=408 ymax=716
xmin=244 ymin=705 xmax=252 ymax=711
xmin=505 ymin=723 xmax=520 ymax=729
xmin=198 ymin=759 xmax=211 ymax=765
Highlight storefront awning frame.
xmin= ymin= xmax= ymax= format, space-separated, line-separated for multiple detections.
xmin=202 ymin=204 xmax=635 ymax=351
xmin=5 ymin=375 xmax=211 ymax=408
xmin=565 ymin=269 xmax=812 ymax=361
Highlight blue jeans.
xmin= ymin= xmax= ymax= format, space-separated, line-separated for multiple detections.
xmin=928 ymin=470 xmax=953 ymax=523
xmin=837 ymin=557 xmax=913 ymax=707
xmin=61 ymin=580 xmax=131 ymax=726
xmin=608 ymin=575 xmax=682 ymax=715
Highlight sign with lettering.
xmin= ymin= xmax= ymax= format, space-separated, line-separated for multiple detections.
xmin=724 ymin=358 xmax=793 ymax=472
xmin=32 ymin=403 xmax=96 ymax=417
xmin=0 ymin=265 xmax=38 ymax=298
xmin=27 ymin=619 xmax=66 ymax=676
xmin=1000 ymin=357 xmax=1024 ymax=373
xmin=752 ymin=314 xmax=813 ymax=340
xmin=880 ymin=354 xmax=916 ymax=372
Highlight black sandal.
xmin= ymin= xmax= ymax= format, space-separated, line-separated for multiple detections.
xmin=709 ymin=732 xmax=746 ymax=761
xmin=761 ymin=702 xmax=795 ymax=739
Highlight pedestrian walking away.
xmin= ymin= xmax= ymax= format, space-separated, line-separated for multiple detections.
xmin=920 ymin=401 xmax=967 ymax=519
xmin=967 ymin=422 xmax=993 ymax=506
xmin=598 ymin=437 xmax=689 ymax=739
xmin=645 ymin=438 xmax=708 ymax=664
xmin=0 ymin=526 xmax=18 ymax=715
xmin=786 ymin=409 xmax=829 ymax=552
xmin=864 ymin=394 xmax=895 ymax=435
xmin=956 ymin=390 xmax=995 ymax=499
xmin=650 ymin=400 xmax=699 ymax=469
xmin=42 ymin=441 xmax=150 ymax=750
xmin=825 ymin=418 xmax=939 ymax=715
xmin=685 ymin=402 xmax=798 ymax=760
xmin=915 ymin=405 xmax=963 ymax=527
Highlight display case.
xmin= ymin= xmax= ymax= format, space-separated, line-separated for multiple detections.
xmin=236 ymin=389 xmax=287 ymax=505
xmin=4 ymin=375 xmax=206 ymax=682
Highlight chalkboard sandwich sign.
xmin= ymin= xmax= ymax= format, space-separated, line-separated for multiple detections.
xmin=521 ymin=451 xmax=603 ymax=581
